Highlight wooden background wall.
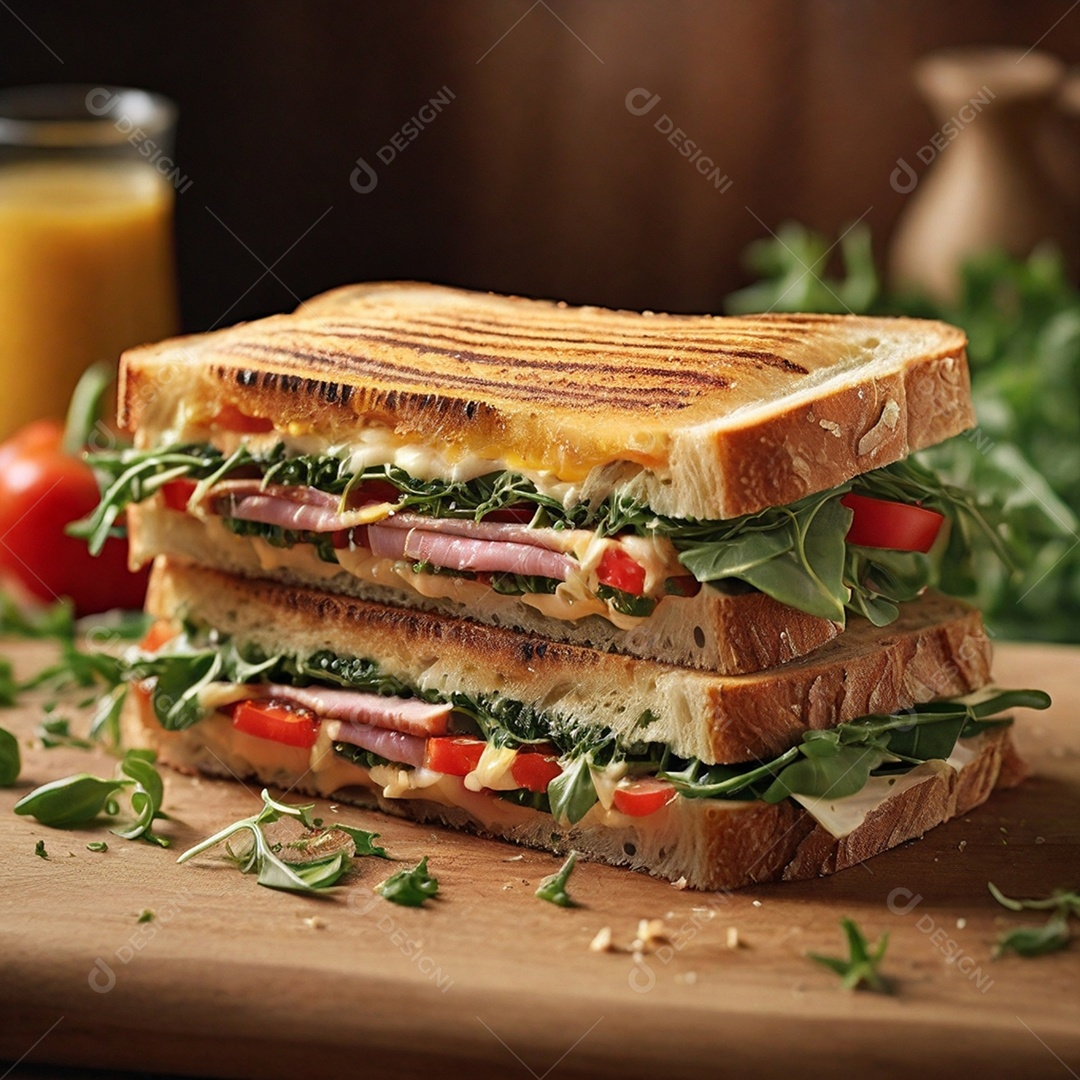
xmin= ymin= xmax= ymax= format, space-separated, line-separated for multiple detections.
xmin=4 ymin=0 xmax=1079 ymax=329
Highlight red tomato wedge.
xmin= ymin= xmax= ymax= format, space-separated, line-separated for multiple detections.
xmin=841 ymin=494 xmax=945 ymax=554
xmin=161 ymin=478 xmax=198 ymax=512
xmin=510 ymin=751 xmax=562 ymax=793
xmin=139 ymin=621 xmax=177 ymax=654
xmin=211 ymin=404 xmax=274 ymax=433
xmin=423 ymin=736 xmax=486 ymax=775
xmin=612 ymin=777 xmax=677 ymax=817
xmin=597 ymin=546 xmax=647 ymax=596
xmin=232 ymin=699 xmax=320 ymax=748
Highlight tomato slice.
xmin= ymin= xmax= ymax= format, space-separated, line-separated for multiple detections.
xmin=597 ymin=546 xmax=647 ymax=596
xmin=344 ymin=480 xmax=401 ymax=508
xmin=139 ymin=621 xmax=177 ymax=654
xmin=423 ymin=736 xmax=486 ymax=775
xmin=510 ymin=751 xmax=562 ymax=793
xmin=231 ymin=698 xmax=320 ymax=748
xmin=211 ymin=404 xmax=274 ymax=433
xmin=842 ymin=494 xmax=945 ymax=554
xmin=612 ymin=777 xmax=677 ymax=817
xmin=161 ymin=478 xmax=198 ymax=512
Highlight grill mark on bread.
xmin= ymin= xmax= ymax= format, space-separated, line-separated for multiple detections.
xmin=222 ymin=341 xmax=704 ymax=410
xmin=309 ymin=318 xmax=810 ymax=374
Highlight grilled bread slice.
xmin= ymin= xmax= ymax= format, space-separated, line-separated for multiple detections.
xmin=143 ymin=558 xmax=992 ymax=767
xmin=119 ymin=281 xmax=972 ymax=521
xmin=127 ymin=504 xmax=843 ymax=674
xmin=123 ymin=690 xmax=1024 ymax=892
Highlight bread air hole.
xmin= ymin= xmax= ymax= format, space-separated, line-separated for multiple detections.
xmin=693 ymin=626 xmax=706 ymax=649
xmin=623 ymin=842 xmax=637 ymax=856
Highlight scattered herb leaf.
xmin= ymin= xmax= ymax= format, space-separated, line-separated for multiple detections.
xmin=177 ymin=789 xmax=351 ymax=895
xmin=376 ymin=856 xmax=439 ymax=907
xmin=0 ymin=725 xmax=20 ymax=786
xmin=34 ymin=839 xmax=48 ymax=859
xmin=808 ymin=917 xmax=892 ymax=992
xmin=535 ymin=851 xmax=580 ymax=908
xmin=86 ymin=841 xmax=108 ymax=853
xmin=0 ymin=658 xmax=16 ymax=708
xmin=13 ymin=749 xmax=168 ymax=843
xmin=35 ymin=716 xmax=94 ymax=750
xmin=988 ymin=882 xmax=1079 ymax=958
xmin=334 ymin=823 xmax=390 ymax=859
xmin=137 ymin=909 xmax=155 ymax=923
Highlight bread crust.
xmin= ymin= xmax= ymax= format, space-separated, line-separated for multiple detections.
xmin=128 ymin=502 xmax=842 ymax=674
xmin=123 ymin=690 xmax=1019 ymax=892
xmin=145 ymin=558 xmax=992 ymax=766
xmin=118 ymin=283 xmax=973 ymax=520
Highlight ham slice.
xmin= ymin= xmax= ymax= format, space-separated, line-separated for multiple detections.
xmin=249 ymin=684 xmax=451 ymax=737
xmin=367 ymin=524 xmax=576 ymax=580
xmin=202 ymin=481 xmax=580 ymax=579
xmin=328 ymin=720 xmax=427 ymax=768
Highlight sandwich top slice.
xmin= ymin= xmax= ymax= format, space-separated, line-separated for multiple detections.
xmin=79 ymin=283 xmax=998 ymax=673
xmin=120 ymin=559 xmax=1047 ymax=891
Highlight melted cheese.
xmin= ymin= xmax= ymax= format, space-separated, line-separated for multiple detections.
xmin=464 ymin=744 xmax=519 ymax=792
xmin=791 ymin=735 xmax=985 ymax=838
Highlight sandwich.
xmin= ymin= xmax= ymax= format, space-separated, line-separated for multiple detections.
xmin=77 ymin=282 xmax=1047 ymax=890
xmin=78 ymin=282 xmax=998 ymax=674
xmin=123 ymin=558 xmax=1041 ymax=891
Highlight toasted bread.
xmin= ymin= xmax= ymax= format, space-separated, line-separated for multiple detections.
xmin=145 ymin=558 xmax=992 ymax=766
xmin=119 ymin=282 xmax=972 ymax=520
xmin=123 ymin=688 xmax=1023 ymax=891
xmin=128 ymin=504 xmax=842 ymax=674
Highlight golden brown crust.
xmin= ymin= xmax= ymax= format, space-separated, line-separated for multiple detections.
xmin=118 ymin=282 xmax=973 ymax=519
xmin=123 ymin=688 xmax=1019 ymax=891
xmin=146 ymin=558 xmax=992 ymax=766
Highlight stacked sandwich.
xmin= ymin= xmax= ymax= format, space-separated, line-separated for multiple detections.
xmin=83 ymin=283 xmax=1047 ymax=889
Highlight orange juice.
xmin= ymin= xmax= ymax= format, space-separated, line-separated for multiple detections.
xmin=0 ymin=159 xmax=178 ymax=438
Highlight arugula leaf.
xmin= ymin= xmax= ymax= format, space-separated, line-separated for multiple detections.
xmin=14 ymin=773 xmax=130 ymax=828
xmin=988 ymin=882 xmax=1079 ymax=958
xmin=334 ymin=823 xmax=390 ymax=859
xmin=13 ymin=749 xmax=168 ymax=841
xmin=86 ymin=841 xmax=108 ymax=853
xmin=535 ymin=851 xmax=580 ymax=907
xmin=0 ymin=726 xmax=20 ymax=786
xmin=0 ymin=658 xmax=15 ymax=708
xmin=0 ymin=595 xmax=75 ymax=640
xmin=178 ymin=789 xmax=351 ymax=895
xmin=111 ymin=750 xmax=170 ymax=847
xmin=34 ymin=839 xmax=48 ymax=859
xmin=375 ymin=856 xmax=439 ymax=907
xmin=547 ymin=755 xmax=598 ymax=825
xmin=35 ymin=716 xmax=95 ymax=750
xmin=808 ymin=917 xmax=892 ymax=992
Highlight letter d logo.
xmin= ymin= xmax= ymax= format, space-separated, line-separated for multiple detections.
xmin=625 ymin=87 xmax=661 ymax=116
xmin=886 ymin=886 xmax=922 ymax=916
xmin=350 ymin=156 xmax=378 ymax=194
xmin=88 ymin=958 xmax=116 ymax=994
xmin=890 ymin=157 xmax=918 ymax=194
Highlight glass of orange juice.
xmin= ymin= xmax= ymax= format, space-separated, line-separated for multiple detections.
xmin=0 ymin=84 xmax=181 ymax=439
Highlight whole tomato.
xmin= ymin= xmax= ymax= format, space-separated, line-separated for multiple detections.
xmin=0 ymin=418 xmax=148 ymax=615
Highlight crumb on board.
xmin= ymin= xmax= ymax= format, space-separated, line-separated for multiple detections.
xmin=632 ymin=918 xmax=669 ymax=953
xmin=958 ymin=840 xmax=968 ymax=852
xmin=303 ymin=916 xmax=327 ymax=930
xmin=676 ymin=971 xmax=698 ymax=985
xmin=752 ymin=900 xmax=762 ymax=908
xmin=1035 ymin=836 xmax=1046 ymax=844
xmin=671 ymin=876 xmax=689 ymax=890
xmin=504 ymin=854 xmax=525 ymax=862
xmin=726 ymin=926 xmax=741 ymax=950
xmin=589 ymin=926 xmax=614 ymax=953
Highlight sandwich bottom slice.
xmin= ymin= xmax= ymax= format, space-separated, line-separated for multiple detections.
xmin=122 ymin=558 xmax=1031 ymax=891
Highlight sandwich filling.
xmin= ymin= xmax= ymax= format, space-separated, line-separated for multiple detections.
xmin=114 ymin=620 xmax=1048 ymax=833
xmin=79 ymin=423 xmax=1005 ymax=631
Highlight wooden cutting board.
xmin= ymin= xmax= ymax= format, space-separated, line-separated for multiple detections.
xmin=0 ymin=640 xmax=1077 ymax=1079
